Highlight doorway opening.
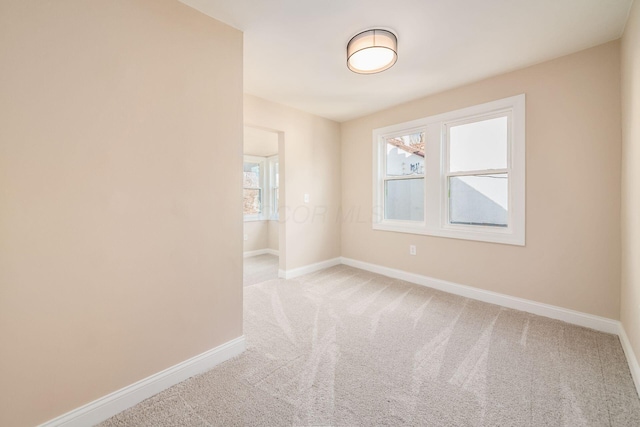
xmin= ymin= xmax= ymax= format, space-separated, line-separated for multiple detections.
xmin=243 ymin=126 xmax=281 ymax=286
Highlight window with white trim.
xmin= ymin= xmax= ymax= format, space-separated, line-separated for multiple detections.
xmin=243 ymin=157 xmax=263 ymax=220
xmin=373 ymin=94 xmax=525 ymax=245
xmin=243 ymin=155 xmax=279 ymax=221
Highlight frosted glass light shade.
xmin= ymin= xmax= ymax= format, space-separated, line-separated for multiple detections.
xmin=347 ymin=29 xmax=397 ymax=74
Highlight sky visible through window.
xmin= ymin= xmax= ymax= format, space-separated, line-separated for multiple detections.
xmin=449 ymin=116 xmax=508 ymax=210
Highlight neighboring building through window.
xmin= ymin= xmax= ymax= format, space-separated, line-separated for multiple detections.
xmin=243 ymin=155 xmax=279 ymax=221
xmin=373 ymin=94 xmax=525 ymax=246
xmin=243 ymin=159 xmax=262 ymax=219
xmin=383 ymin=131 xmax=425 ymax=222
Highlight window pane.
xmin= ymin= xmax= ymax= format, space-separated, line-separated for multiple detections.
xmin=385 ymin=178 xmax=424 ymax=221
xmin=449 ymin=174 xmax=508 ymax=227
xmin=243 ymin=188 xmax=261 ymax=215
xmin=386 ymin=132 xmax=425 ymax=176
xmin=243 ymin=162 xmax=260 ymax=188
xmin=449 ymin=116 xmax=507 ymax=172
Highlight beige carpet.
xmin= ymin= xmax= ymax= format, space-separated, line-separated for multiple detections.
xmin=99 ymin=265 xmax=640 ymax=426
xmin=243 ymin=254 xmax=279 ymax=287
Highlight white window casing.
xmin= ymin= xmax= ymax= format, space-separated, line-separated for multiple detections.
xmin=372 ymin=94 xmax=525 ymax=246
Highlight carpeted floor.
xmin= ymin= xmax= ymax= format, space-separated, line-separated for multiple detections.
xmin=243 ymin=254 xmax=279 ymax=287
xmin=99 ymin=265 xmax=640 ymax=426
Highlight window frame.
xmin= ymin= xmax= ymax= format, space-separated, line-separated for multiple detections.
xmin=372 ymin=94 xmax=525 ymax=246
xmin=267 ymin=155 xmax=279 ymax=220
xmin=443 ymin=110 xmax=512 ymax=231
xmin=378 ymin=127 xmax=427 ymax=227
xmin=243 ymin=155 xmax=266 ymax=221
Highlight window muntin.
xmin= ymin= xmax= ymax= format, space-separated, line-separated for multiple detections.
xmin=372 ymin=94 xmax=525 ymax=246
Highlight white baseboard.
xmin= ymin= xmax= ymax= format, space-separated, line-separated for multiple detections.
xmin=341 ymin=258 xmax=640 ymax=393
xmin=281 ymin=257 xmax=342 ymax=279
xmin=618 ymin=325 xmax=640 ymax=397
xmin=35 ymin=258 xmax=640 ymax=426
xmin=340 ymin=257 xmax=620 ymax=335
xmin=276 ymin=257 xmax=638 ymax=392
xmin=243 ymin=249 xmax=279 ymax=258
xmin=39 ymin=336 xmax=246 ymax=427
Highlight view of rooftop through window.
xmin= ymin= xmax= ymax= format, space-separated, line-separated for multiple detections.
xmin=381 ymin=117 xmax=511 ymax=227
xmin=384 ymin=131 xmax=425 ymax=221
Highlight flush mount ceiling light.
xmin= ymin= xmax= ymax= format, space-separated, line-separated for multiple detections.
xmin=347 ymin=29 xmax=398 ymax=74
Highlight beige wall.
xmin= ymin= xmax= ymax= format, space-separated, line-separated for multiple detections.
xmin=0 ymin=1 xmax=243 ymax=426
xmin=622 ymin=0 xmax=640 ymax=369
xmin=341 ymin=41 xmax=622 ymax=319
xmin=268 ymin=220 xmax=279 ymax=251
xmin=244 ymin=126 xmax=279 ymax=157
xmin=244 ymin=95 xmax=341 ymax=270
xmin=242 ymin=220 xmax=278 ymax=253
xmin=244 ymin=221 xmax=269 ymax=252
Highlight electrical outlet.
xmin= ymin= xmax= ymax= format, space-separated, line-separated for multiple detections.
xmin=409 ymin=245 xmax=416 ymax=255
xmin=304 ymin=194 xmax=309 ymax=203
xmin=244 ymin=234 xmax=248 ymax=241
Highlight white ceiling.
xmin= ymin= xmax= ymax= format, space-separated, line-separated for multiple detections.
xmin=181 ymin=0 xmax=633 ymax=122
